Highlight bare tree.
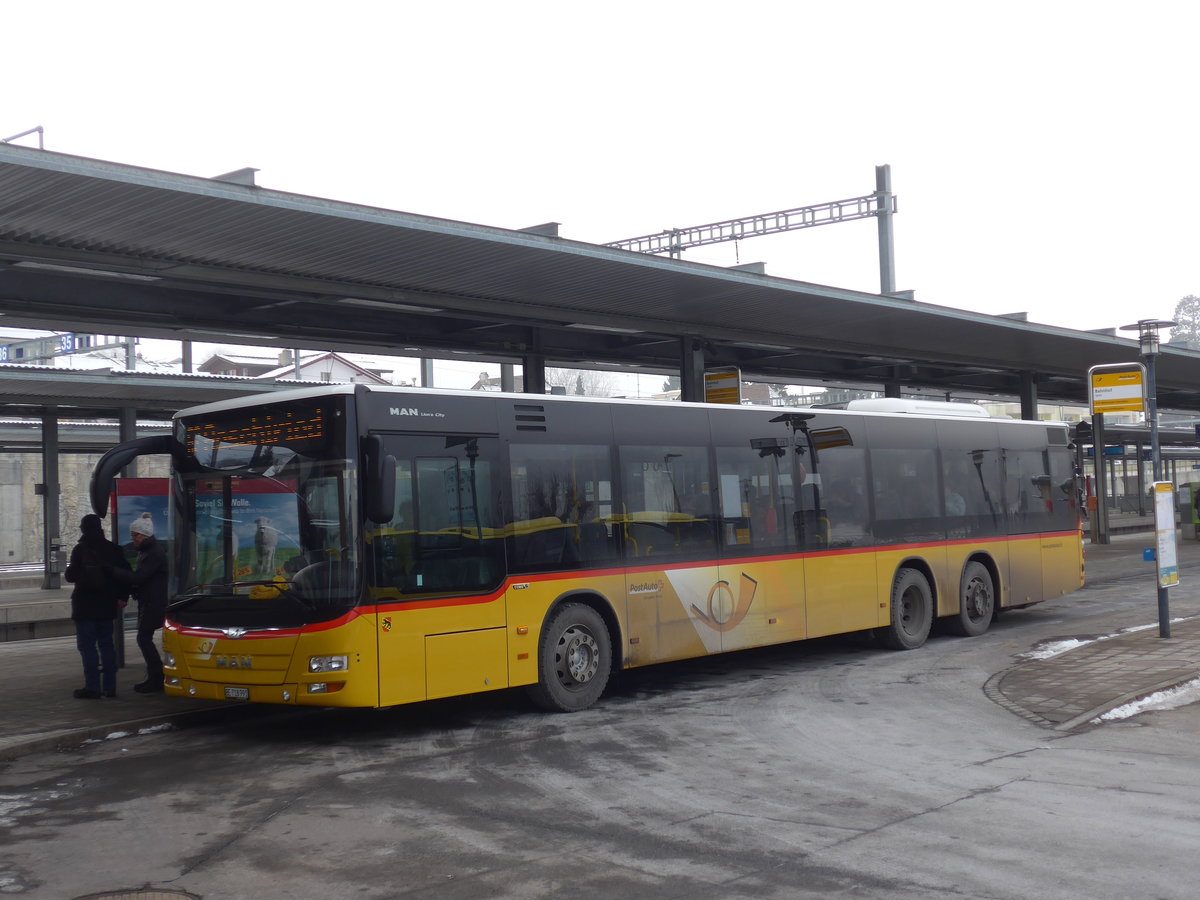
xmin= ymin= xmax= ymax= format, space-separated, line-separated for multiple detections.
xmin=546 ymin=367 xmax=619 ymax=397
xmin=1170 ymin=295 xmax=1200 ymax=346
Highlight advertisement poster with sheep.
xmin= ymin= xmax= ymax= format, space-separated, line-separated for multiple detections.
xmin=192 ymin=479 xmax=300 ymax=583
xmin=114 ymin=477 xmax=300 ymax=584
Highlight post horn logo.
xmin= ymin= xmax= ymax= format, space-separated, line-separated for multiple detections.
xmin=691 ymin=572 xmax=758 ymax=632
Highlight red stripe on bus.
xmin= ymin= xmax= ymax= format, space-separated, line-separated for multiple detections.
xmin=172 ymin=529 xmax=1082 ymax=626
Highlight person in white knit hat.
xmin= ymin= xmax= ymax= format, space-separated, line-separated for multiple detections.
xmin=114 ymin=512 xmax=168 ymax=692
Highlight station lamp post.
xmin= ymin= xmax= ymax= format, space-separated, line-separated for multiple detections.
xmin=1120 ymin=318 xmax=1176 ymax=637
xmin=1120 ymin=319 xmax=1175 ymax=481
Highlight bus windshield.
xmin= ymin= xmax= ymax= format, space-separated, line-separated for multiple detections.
xmin=170 ymin=444 xmax=360 ymax=629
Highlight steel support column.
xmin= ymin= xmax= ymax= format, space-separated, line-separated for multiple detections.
xmin=522 ymin=330 xmax=546 ymax=395
xmin=1135 ymin=443 xmax=1146 ymax=515
xmin=1019 ymin=371 xmax=1038 ymax=421
xmin=875 ymin=164 xmax=896 ymax=295
xmin=41 ymin=407 xmax=61 ymax=589
xmin=521 ymin=358 xmax=546 ymax=395
xmin=419 ymin=358 xmax=434 ymax=387
xmin=1092 ymin=414 xmax=1109 ymax=544
xmin=118 ymin=407 xmax=137 ymax=477
xmin=680 ymin=338 xmax=705 ymax=403
xmin=500 ymin=364 xmax=516 ymax=393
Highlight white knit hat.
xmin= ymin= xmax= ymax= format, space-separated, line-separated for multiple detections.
xmin=129 ymin=513 xmax=154 ymax=537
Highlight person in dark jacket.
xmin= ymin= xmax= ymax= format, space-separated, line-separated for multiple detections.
xmin=117 ymin=512 xmax=169 ymax=693
xmin=64 ymin=514 xmax=131 ymax=699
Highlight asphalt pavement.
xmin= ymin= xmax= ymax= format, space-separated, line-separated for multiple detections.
xmin=2 ymin=526 xmax=1199 ymax=760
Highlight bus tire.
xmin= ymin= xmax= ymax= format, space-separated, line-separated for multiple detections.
xmin=948 ymin=561 xmax=994 ymax=637
xmin=528 ymin=602 xmax=611 ymax=712
xmin=880 ymin=567 xmax=933 ymax=650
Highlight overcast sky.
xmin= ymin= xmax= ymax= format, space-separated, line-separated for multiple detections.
xmin=5 ymin=1 xmax=1198 ymax=351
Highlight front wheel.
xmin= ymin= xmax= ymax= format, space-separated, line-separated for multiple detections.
xmin=527 ymin=602 xmax=612 ymax=712
xmin=947 ymin=561 xmax=995 ymax=637
xmin=880 ymin=567 xmax=933 ymax=650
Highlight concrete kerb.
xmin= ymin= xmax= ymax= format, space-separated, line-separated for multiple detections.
xmin=981 ymin=671 xmax=1060 ymax=730
xmin=1053 ymin=671 xmax=1200 ymax=732
xmin=984 ymin=664 xmax=1200 ymax=733
xmin=0 ymin=708 xmax=211 ymax=762
xmin=0 ymin=703 xmax=283 ymax=762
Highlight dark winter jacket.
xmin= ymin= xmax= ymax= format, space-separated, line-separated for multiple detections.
xmin=64 ymin=516 xmax=132 ymax=621
xmin=119 ymin=534 xmax=169 ymax=611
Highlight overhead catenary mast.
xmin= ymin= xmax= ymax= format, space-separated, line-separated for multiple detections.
xmin=606 ymin=164 xmax=899 ymax=295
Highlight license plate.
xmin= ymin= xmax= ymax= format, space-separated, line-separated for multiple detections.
xmin=224 ymin=687 xmax=250 ymax=700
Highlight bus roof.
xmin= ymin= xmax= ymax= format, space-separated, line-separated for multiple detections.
xmin=174 ymin=383 xmax=1062 ymax=429
xmin=844 ymin=398 xmax=990 ymax=417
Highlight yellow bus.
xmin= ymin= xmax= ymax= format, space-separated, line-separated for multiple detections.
xmin=91 ymin=385 xmax=1083 ymax=712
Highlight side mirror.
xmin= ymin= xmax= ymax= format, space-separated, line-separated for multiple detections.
xmin=363 ymin=435 xmax=397 ymax=524
xmin=90 ymin=435 xmax=179 ymax=516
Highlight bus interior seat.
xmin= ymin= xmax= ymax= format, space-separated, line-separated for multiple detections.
xmin=575 ymin=520 xmax=613 ymax=563
xmin=628 ymin=521 xmax=674 ymax=557
xmin=507 ymin=524 xmax=570 ymax=569
xmin=678 ymin=518 xmax=715 ymax=549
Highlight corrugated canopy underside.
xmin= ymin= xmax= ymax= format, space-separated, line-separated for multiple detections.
xmin=0 ymin=144 xmax=1194 ymax=414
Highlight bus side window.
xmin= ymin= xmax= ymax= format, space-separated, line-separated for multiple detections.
xmin=369 ymin=438 xmax=504 ymax=595
xmin=715 ymin=444 xmax=795 ymax=553
xmin=812 ymin=445 xmax=870 ymax=549
xmin=1045 ymin=446 xmax=1078 ymax=528
xmin=940 ymin=446 xmax=1004 ymax=539
xmin=1004 ymin=449 xmax=1071 ymax=534
xmin=618 ymin=446 xmax=714 ymax=561
xmin=367 ymin=459 xmax=416 ymax=591
xmin=870 ymin=447 xmax=940 ymax=544
xmin=509 ymin=442 xmax=616 ymax=572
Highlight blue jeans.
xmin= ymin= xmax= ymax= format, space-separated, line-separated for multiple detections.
xmin=75 ymin=617 xmax=117 ymax=693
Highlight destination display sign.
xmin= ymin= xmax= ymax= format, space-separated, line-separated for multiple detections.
xmin=183 ymin=398 xmax=337 ymax=465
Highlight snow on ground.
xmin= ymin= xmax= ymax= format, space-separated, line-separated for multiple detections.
xmin=1021 ymin=618 xmax=1189 ymax=660
xmin=1093 ymin=678 xmax=1200 ymax=722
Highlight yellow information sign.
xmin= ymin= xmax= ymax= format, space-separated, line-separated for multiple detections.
xmin=704 ymin=367 xmax=742 ymax=404
xmin=1088 ymin=363 xmax=1146 ymax=415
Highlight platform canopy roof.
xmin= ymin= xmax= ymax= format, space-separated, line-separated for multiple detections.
xmin=1 ymin=142 xmax=1197 ymax=417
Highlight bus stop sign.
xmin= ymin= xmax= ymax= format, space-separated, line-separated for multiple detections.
xmin=1088 ymin=363 xmax=1146 ymax=415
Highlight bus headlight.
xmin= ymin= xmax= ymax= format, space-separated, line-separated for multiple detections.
xmin=163 ymin=652 xmax=176 ymax=668
xmin=308 ymin=655 xmax=349 ymax=673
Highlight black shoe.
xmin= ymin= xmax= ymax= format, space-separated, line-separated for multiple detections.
xmin=133 ymin=680 xmax=164 ymax=693
xmin=73 ymin=688 xmax=102 ymax=699
xmin=102 ymin=690 xmax=117 ymax=698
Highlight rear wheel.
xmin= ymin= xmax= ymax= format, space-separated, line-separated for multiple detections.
xmin=947 ymin=561 xmax=994 ymax=637
xmin=880 ymin=567 xmax=933 ymax=650
xmin=527 ymin=602 xmax=612 ymax=712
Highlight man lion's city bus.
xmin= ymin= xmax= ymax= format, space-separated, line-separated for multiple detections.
xmin=91 ymin=385 xmax=1083 ymax=713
